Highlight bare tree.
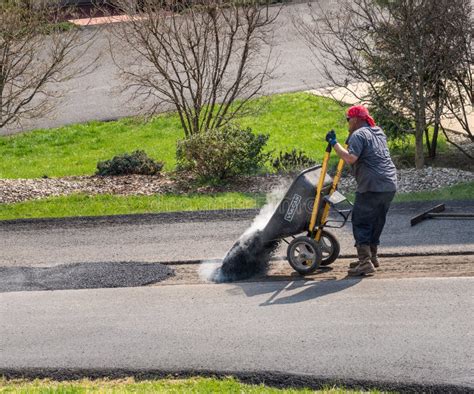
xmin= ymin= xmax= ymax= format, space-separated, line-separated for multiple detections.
xmin=106 ymin=0 xmax=278 ymax=137
xmin=440 ymin=12 xmax=474 ymax=160
xmin=0 ymin=0 xmax=97 ymax=131
xmin=294 ymin=0 xmax=473 ymax=168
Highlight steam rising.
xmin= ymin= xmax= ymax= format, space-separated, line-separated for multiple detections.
xmin=200 ymin=180 xmax=291 ymax=283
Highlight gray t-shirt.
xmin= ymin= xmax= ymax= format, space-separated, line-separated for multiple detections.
xmin=347 ymin=126 xmax=398 ymax=193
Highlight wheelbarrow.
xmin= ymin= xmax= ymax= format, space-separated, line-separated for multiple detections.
xmin=259 ymin=142 xmax=351 ymax=274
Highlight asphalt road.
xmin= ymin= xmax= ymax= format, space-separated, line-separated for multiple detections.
xmin=1 ymin=202 xmax=473 ymax=389
xmin=1 ymin=278 xmax=473 ymax=391
xmin=2 ymin=2 xmax=335 ymax=135
xmin=1 ymin=201 xmax=473 ymax=267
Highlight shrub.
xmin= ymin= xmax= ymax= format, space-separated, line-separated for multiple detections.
xmin=369 ymin=103 xmax=413 ymax=141
xmin=176 ymin=125 xmax=270 ymax=182
xmin=96 ymin=150 xmax=163 ymax=176
xmin=272 ymin=149 xmax=317 ymax=173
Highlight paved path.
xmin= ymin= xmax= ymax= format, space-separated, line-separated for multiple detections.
xmin=1 ymin=277 xmax=472 ymax=391
xmin=2 ymin=3 xmax=330 ymax=135
xmin=1 ymin=201 xmax=473 ymax=267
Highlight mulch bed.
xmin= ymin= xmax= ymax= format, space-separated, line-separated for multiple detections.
xmin=0 ymin=167 xmax=472 ymax=204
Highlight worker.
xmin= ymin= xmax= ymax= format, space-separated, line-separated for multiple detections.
xmin=325 ymin=105 xmax=397 ymax=275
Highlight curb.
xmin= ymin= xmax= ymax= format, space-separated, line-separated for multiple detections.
xmin=0 ymin=368 xmax=470 ymax=393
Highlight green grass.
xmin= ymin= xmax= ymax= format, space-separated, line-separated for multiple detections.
xmin=0 ymin=91 xmax=465 ymax=221
xmin=0 ymin=91 xmax=452 ymax=179
xmin=0 ymin=93 xmax=346 ymax=179
xmin=393 ymin=182 xmax=474 ymax=203
xmin=0 ymin=182 xmax=471 ymax=221
xmin=42 ymin=21 xmax=77 ymax=34
xmin=238 ymin=93 xmax=347 ymax=162
xmin=0 ymin=376 xmax=386 ymax=393
xmin=0 ymin=115 xmax=183 ymax=178
xmin=0 ymin=193 xmax=266 ymax=221
xmin=345 ymin=182 xmax=473 ymax=204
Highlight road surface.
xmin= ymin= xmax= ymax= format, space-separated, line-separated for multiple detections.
xmin=1 ymin=201 xmax=473 ymax=267
xmin=1 ymin=202 xmax=473 ymax=390
xmin=1 ymin=277 xmax=472 ymax=391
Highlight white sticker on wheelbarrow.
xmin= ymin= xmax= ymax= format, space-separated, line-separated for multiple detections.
xmin=285 ymin=194 xmax=302 ymax=222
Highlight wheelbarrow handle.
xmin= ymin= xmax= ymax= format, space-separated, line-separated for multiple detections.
xmin=313 ymin=145 xmax=347 ymax=240
xmin=297 ymin=144 xmax=332 ymax=177
xmin=308 ymin=143 xmax=333 ymax=232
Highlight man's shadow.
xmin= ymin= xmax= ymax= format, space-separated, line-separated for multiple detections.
xmin=227 ymin=268 xmax=363 ymax=306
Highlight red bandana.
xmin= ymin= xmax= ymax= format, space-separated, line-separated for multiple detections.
xmin=347 ymin=105 xmax=376 ymax=127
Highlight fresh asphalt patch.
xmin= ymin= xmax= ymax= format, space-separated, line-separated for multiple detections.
xmin=0 ymin=262 xmax=174 ymax=293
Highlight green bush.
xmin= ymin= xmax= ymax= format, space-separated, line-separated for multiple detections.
xmin=176 ymin=125 xmax=270 ymax=182
xmin=96 ymin=150 xmax=163 ymax=176
xmin=272 ymin=149 xmax=317 ymax=173
xmin=369 ymin=103 xmax=413 ymax=140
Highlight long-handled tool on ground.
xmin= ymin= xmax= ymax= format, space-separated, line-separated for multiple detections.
xmin=410 ymin=204 xmax=474 ymax=226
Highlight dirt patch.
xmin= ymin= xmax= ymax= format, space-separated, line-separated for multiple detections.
xmin=157 ymin=254 xmax=474 ymax=286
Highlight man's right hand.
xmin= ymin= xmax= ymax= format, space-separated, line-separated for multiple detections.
xmin=325 ymin=130 xmax=338 ymax=146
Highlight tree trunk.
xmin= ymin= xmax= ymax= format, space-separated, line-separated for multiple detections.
xmin=415 ymin=128 xmax=425 ymax=168
xmin=430 ymin=122 xmax=439 ymax=158
xmin=425 ymin=126 xmax=431 ymax=154
xmin=429 ymin=84 xmax=442 ymax=158
xmin=415 ymin=109 xmax=425 ymax=169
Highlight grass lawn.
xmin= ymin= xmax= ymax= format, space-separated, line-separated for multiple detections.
xmin=0 ymin=91 xmax=462 ymax=221
xmin=0 ymin=183 xmax=471 ymax=221
xmin=0 ymin=93 xmax=347 ymax=179
xmin=0 ymin=193 xmax=266 ymax=221
xmin=0 ymin=91 xmax=451 ymax=180
xmin=0 ymin=377 xmax=386 ymax=393
xmin=393 ymin=182 xmax=474 ymax=203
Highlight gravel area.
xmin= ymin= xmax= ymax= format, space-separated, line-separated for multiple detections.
xmin=0 ymin=175 xmax=178 ymax=204
xmin=0 ymin=174 xmax=288 ymax=204
xmin=0 ymin=167 xmax=472 ymax=204
xmin=338 ymin=167 xmax=474 ymax=194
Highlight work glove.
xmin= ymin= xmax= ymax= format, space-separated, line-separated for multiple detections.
xmin=325 ymin=130 xmax=338 ymax=146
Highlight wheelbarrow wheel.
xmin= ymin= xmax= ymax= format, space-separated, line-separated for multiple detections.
xmin=318 ymin=230 xmax=340 ymax=266
xmin=287 ymin=236 xmax=322 ymax=275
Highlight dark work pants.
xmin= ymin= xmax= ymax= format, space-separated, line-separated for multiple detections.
xmin=352 ymin=191 xmax=396 ymax=247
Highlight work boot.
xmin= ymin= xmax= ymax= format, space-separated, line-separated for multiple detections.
xmin=370 ymin=245 xmax=380 ymax=268
xmin=349 ymin=260 xmax=359 ymax=268
xmin=348 ymin=245 xmax=375 ymax=276
xmin=349 ymin=244 xmax=372 ymax=269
